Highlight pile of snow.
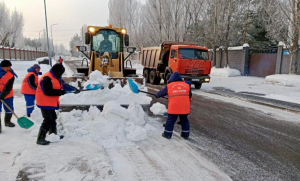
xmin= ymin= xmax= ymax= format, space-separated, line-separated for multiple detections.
xmin=61 ymin=70 xmax=151 ymax=105
xmin=150 ymin=103 xmax=167 ymax=115
xmin=30 ymin=101 xmax=155 ymax=148
xmin=211 ymin=66 xmax=241 ymax=77
xmin=266 ymin=74 xmax=300 ymax=87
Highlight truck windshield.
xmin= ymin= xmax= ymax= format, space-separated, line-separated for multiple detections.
xmin=91 ymin=29 xmax=121 ymax=58
xmin=179 ymin=48 xmax=209 ymax=60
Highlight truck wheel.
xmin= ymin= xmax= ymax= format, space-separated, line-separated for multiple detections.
xmin=194 ymin=83 xmax=202 ymax=89
xmin=150 ymin=70 xmax=161 ymax=85
xmin=164 ymin=73 xmax=171 ymax=84
xmin=143 ymin=69 xmax=150 ymax=83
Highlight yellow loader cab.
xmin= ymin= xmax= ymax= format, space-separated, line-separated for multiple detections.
xmin=77 ymin=25 xmax=138 ymax=77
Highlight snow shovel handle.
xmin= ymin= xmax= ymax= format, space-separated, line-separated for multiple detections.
xmin=139 ymin=90 xmax=168 ymax=99
xmin=1 ymin=100 xmax=19 ymax=119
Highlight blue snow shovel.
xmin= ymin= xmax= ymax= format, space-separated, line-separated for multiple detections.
xmin=127 ymin=79 xmax=168 ymax=99
xmin=1 ymin=100 xmax=34 ymax=129
xmin=66 ymin=83 xmax=103 ymax=93
xmin=85 ymin=83 xmax=103 ymax=90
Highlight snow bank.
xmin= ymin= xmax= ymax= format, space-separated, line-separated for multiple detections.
xmin=150 ymin=103 xmax=167 ymax=115
xmin=265 ymin=74 xmax=300 ymax=87
xmin=211 ymin=66 xmax=241 ymax=77
xmin=30 ymin=101 xmax=152 ymax=148
xmin=60 ymin=70 xmax=151 ymax=105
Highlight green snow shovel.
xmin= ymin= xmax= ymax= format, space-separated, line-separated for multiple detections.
xmin=1 ymin=100 xmax=34 ymax=129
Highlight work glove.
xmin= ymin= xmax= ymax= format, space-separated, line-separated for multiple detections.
xmin=60 ymin=90 xmax=66 ymax=96
xmin=73 ymin=88 xmax=80 ymax=94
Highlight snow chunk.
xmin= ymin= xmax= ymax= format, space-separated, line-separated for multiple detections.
xmin=102 ymin=101 xmax=129 ymax=121
xmin=266 ymin=74 xmax=300 ymax=87
xmin=127 ymin=103 xmax=147 ymax=126
xmin=211 ymin=66 xmax=241 ymax=77
xmin=58 ymin=101 xmax=151 ymax=148
xmin=127 ymin=127 xmax=147 ymax=141
xmin=48 ymin=133 xmax=60 ymax=142
xmin=150 ymin=103 xmax=167 ymax=115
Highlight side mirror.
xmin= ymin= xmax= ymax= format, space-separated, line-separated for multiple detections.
xmin=124 ymin=34 xmax=129 ymax=47
xmin=127 ymin=47 xmax=136 ymax=53
xmin=85 ymin=32 xmax=91 ymax=44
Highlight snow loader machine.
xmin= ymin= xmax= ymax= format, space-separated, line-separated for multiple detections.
xmin=62 ymin=25 xmax=143 ymax=89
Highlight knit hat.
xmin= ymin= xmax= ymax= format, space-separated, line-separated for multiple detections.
xmin=51 ymin=63 xmax=65 ymax=78
xmin=32 ymin=64 xmax=40 ymax=69
xmin=0 ymin=60 xmax=12 ymax=67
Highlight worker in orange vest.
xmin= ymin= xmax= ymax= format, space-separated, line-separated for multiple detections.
xmin=155 ymin=72 xmax=192 ymax=139
xmin=58 ymin=56 xmax=63 ymax=64
xmin=35 ymin=63 xmax=79 ymax=145
xmin=0 ymin=60 xmax=18 ymax=133
xmin=21 ymin=64 xmax=42 ymax=117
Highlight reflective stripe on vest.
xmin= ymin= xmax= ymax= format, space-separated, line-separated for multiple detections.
xmin=0 ymin=71 xmax=14 ymax=99
xmin=167 ymin=81 xmax=190 ymax=114
xmin=21 ymin=72 xmax=38 ymax=95
xmin=36 ymin=71 xmax=62 ymax=108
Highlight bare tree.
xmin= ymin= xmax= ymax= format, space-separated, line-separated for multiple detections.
xmin=258 ymin=0 xmax=299 ymax=74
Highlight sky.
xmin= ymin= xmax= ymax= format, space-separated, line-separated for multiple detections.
xmin=3 ymin=0 xmax=110 ymax=49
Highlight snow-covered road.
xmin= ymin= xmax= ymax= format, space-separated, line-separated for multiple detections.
xmin=0 ymin=59 xmax=231 ymax=181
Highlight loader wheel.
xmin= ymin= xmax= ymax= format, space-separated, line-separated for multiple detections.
xmin=150 ymin=70 xmax=161 ymax=85
xmin=194 ymin=83 xmax=202 ymax=89
xmin=143 ymin=69 xmax=150 ymax=83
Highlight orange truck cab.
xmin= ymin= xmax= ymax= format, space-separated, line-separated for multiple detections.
xmin=141 ymin=42 xmax=211 ymax=89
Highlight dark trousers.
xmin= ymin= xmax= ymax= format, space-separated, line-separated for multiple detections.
xmin=40 ymin=109 xmax=57 ymax=131
xmin=164 ymin=114 xmax=190 ymax=138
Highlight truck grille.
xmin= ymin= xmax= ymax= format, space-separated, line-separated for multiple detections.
xmin=185 ymin=69 xmax=204 ymax=74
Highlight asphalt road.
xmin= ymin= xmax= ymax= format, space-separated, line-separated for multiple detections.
xmin=146 ymin=84 xmax=300 ymax=181
xmin=65 ymin=60 xmax=300 ymax=181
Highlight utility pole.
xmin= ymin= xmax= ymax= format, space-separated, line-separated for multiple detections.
xmin=43 ymin=0 xmax=52 ymax=67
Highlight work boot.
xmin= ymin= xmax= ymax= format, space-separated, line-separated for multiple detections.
xmin=177 ymin=121 xmax=182 ymax=125
xmin=180 ymin=133 xmax=189 ymax=140
xmin=36 ymin=128 xmax=50 ymax=145
xmin=162 ymin=133 xmax=171 ymax=139
xmin=49 ymin=127 xmax=64 ymax=139
xmin=27 ymin=114 xmax=31 ymax=117
xmin=4 ymin=114 xmax=15 ymax=127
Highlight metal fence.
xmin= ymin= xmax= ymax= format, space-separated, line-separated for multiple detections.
xmin=0 ymin=46 xmax=47 ymax=60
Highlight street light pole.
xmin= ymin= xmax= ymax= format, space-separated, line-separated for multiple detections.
xmin=51 ymin=23 xmax=57 ymax=59
xmin=43 ymin=0 xmax=52 ymax=67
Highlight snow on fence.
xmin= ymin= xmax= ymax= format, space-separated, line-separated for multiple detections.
xmin=0 ymin=46 xmax=47 ymax=61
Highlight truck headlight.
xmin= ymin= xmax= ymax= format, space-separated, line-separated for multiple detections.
xmin=121 ymin=29 xmax=127 ymax=34
xmin=204 ymin=78 xmax=210 ymax=82
xmin=89 ymin=27 xmax=95 ymax=33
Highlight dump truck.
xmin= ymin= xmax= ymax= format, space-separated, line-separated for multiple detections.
xmin=64 ymin=25 xmax=143 ymax=89
xmin=141 ymin=42 xmax=211 ymax=89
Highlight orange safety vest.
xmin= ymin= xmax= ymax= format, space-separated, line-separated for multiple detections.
xmin=36 ymin=71 xmax=62 ymax=108
xmin=0 ymin=71 xmax=14 ymax=99
xmin=59 ymin=58 xmax=63 ymax=63
xmin=167 ymin=81 xmax=190 ymax=114
xmin=21 ymin=72 xmax=38 ymax=95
